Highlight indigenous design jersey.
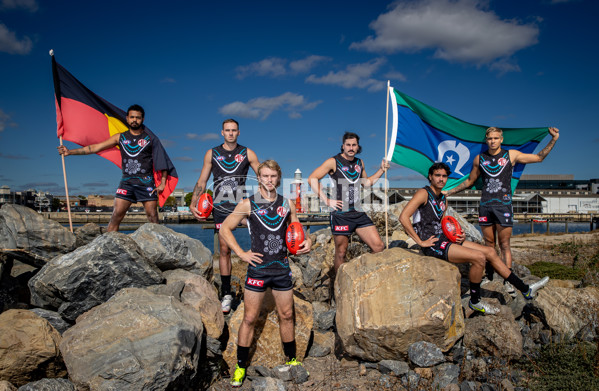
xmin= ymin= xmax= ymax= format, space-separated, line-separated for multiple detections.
xmin=329 ymin=153 xmax=363 ymax=213
xmin=211 ymin=144 xmax=250 ymax=206
xmin=479 ymin=148 xmax=513 ymax=206
xmin=247 ymin=194 xmax=290 ymax=271
xmin=119 ymin=130 xmax=154 ymax=185
xmin=413 ymin=186 xmax=446 ymax=241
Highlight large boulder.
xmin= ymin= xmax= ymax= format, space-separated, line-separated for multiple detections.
xmin=60 ymin=288 xmax=204 ymax=391
xmin=528 ymin=285 xmax=599 ymax=338
xmin=0 ymin=310 xmax=66 ymax=387
xmin=28 ymin=232 xmax=163 ymax=321
xmin=223 ymin=292 xmax=313 ymax=373
xmin=463 ymin=305 xmax=523 ymax=359
xmin=74 ymin=223 xmax=103 ymax=248
xmin=163 ymin=269 xmax=224 ymax=339
xmin=130 ymin=223 xmax=212 ymax=279
xmin=0 ymin=205 xmax=76 ymax=267
xmin=335 ymin=248 xmax=464 ymax=361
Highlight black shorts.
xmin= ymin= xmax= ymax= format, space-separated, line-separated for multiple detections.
xmin=330 ymin=211 xmax=374 ymax=236
xmin=213 ymin=202 xmax=237 ymax=231
xmin=115 ymin=180 xmax=157 ymax=203
xmin=421 ymin=234 xmax=453 ymax=261
xmin=478 ymin=204 xmax=513 ymax=227
xmin=245 ymin=265 xmax=293 ymax=293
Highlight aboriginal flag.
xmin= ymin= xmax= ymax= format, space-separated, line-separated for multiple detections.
xmin=386 ymin=87 xmax=549 ymax=192
xmin=52 ymin=56 xmax=178 ymax=207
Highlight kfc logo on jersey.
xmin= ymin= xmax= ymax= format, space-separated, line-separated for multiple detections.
xmin=498 ymin=158 xmax=508 ymax=166
xmin=440 ymin=241 xmax=449 ymax=249
xmin=335 ymin=225 xmax=349 ymax=231
xmin=215 ymin=223 xmax=222 ymax=230
xmin=116 ymin=189 xmax=128 ymax=195
xmin=234 ymin=154 xmax=245 ymax=163
xmin=479 ymin=216 xmax=488 ymax=222
xmin=138 ymin=139 xmax=148 ymax=147
xmin=216 ymin=156 xmax=225 ymax=161
xmin=277 ymin=206 xmax=288 ymax=217
xmin=256 ymin=209 xmax=267 ymax=216
xmin=246 ymin=278 xmax=264 ymax=287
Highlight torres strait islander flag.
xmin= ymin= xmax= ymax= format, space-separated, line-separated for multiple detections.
xmin=52 ymin=55 xmax=178 ymax=206
xmin=385 ymin=87 xmax=550 ymax=191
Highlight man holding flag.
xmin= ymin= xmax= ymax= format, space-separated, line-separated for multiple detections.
xmin=58 ymin=104 xmax=168 ymax=232
xmin=445 ymin=126 xmax=559 ymax=291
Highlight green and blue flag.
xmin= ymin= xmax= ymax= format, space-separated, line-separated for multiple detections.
xmin=386 ymin=87 xmax=549 ymax=191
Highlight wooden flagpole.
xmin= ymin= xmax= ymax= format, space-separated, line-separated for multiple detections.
xmin=384 ymin=80 xmax=390 ymax=248
xmin=59 ymin=138 xmax=73 ymax=232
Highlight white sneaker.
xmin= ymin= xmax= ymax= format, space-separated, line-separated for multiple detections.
xmin=523 ymin=276 xmax=550 ymax=300
xmin=504 ymin=281 xmax=517 ymax=298
xmin=221 ymin=294 xmax=233 ymax=313
xmin=469 ymin=300 xmax=499 ymax=315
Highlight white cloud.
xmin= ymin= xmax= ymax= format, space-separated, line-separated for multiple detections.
xmin=236 ymin=55 xmax=330 ymax=79
xmin=306 ymin=58 xmax=386 ymax=92
xmin=0 ymin=108 xmax=17 ymax=132
xmin=1 ymin=0 xmax=38 ymax=12
xmin=350 ymin=0 xmax=539 ymax=67
xmin=219 ymin=92 xmax=322 ymax=120
xmin=186 ymin=133 xmax=220 ymax=141
xmin=0 ymin=23 xmax=32 ymax=54
xmin=384 ymin=70 xmax=407 ymax=82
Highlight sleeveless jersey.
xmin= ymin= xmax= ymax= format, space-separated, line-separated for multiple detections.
xmin=119 ymin=130 xmax=154 ymax=185
xmin=479 ymin=148 xmax=513 ymax=206
xmin=413 ymin=186 xmax=447 ymax=241
xmin=211 ymin=144 xmax=250 ymax=205
xmin=247 ymin=193 xmax=290 ymax=271
xmin=329 ymin=153 xmax=363 ymax=213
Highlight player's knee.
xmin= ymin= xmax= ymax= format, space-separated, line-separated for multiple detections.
xmin=372 ymin=241 xmax=384 ymax=253
xmin=242 ymin=314 xmax=258 ymax=328
xmin=471 ymin=253 xmax=486 ymax=268
xmin=278 ymin=308 xmax=294 ymax=323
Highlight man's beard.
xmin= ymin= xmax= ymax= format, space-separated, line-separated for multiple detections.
xmin=129 ymin=122 xmax=142 ymax=130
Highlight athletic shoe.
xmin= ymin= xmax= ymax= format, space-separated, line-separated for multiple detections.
xmin=230 ymin=364 xmax=246 ymax=387
xmin=523 ymin=276 xmax=550 ymax=300
xmin=468 ymin=300 xmax=499 ymax=315
xmin=504 ymin=281 xmax=517 ymax=298
xmin=221 ymin=294 xmax=233 ymax=313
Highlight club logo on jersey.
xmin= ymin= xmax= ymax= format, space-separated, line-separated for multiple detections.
xmin=479 ymin=216 xmax=488 ymax=222
xmin=256 ymin=209 xmax=267 ymax=216
xmin=498 ymin=157 xmax=508 ymax=166
xmin=234 ymin=154 xmax=245 ymax=163
xmin=116 ymin=189 xmax=128 ymax=195
xmin=355 ymin=165 xmax=362 ymax=173
xmin=335 ymin=225 xmax=349 ymax=231
xmin=277 ymin=206 xmax=288 ymax=217
xmin=440 ymin=241 xmax=449 ymax=249
xmin=247 ymin=278 xmax=264 ymax=287
xmin=146 ymin=187 xmax=153 ymax=192
xmin=504 ymin=213 xmax=511 ymax=217
xmin=440 ymin=201 xmax=446 ymax=211
xmin=138 ymin=139 xmax=149 ymax=147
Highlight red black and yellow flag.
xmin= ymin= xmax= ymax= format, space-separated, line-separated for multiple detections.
xmin=52 ymin=55 xmax=178 ymax=207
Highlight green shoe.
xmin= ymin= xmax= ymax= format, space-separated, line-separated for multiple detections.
xmin=285 ymin=358 xmax=309 ymax=375
xmin=231 ymin=364 xmax=246 ymax=387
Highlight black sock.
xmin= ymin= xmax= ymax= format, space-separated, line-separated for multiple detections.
xmin=485 ymin=262 xmax=494 ymax=280
xmin=221 ymin=275 xmax=231 ymax=297
xmin=237 ymin=345 xmax=250 ymax=369
xmin=470 ymin=282 xmax=481 ymax=304
xmin=283 ymin=340 xmax=296 ymax=361
xmin=506 ymin=272 xmax=529 ymax=293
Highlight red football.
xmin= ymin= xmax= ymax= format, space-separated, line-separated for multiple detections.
xmin=441 ymin=215 xmax=463 ymax=243
xmin=286 ymin=222 xmax=305 ymax=255
xmin=197 ymin=193 xmax=213 ymax=218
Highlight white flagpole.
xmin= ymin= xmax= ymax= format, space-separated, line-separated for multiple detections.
xmin=384 ymin=80 xmax=390 ymax=249
xmin=59 ymin=136 xmax=73 ymax=232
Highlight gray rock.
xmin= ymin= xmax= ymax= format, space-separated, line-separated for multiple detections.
xmin=464 ymin=306 xmax=523 ymax=359
xmin=74 ymin=223 xmax=103 ymax=248
xmin=460 ymin=381 xmax=480 ymax=391
xmin=432 ymin=363 xmax=460 ymax=389
xmin=28 ymin=232 xmax=163 ymax=321
xmin=17 ymin=378 xmax=75 ymax=391
xmin=130 ymin=223 xmax=212 ymax=279
xmin=402 ymin=370 xmax=422 ymax=391
xmin=408 ymin=341 xmax=445 ymax=367
xmin=308 ymin=330 xmax=334 ymax=358
xmin=29 ymin=309 xmax=70 ymax=334
xmin=250 ymin=365 xmax=273 ymax=378
xmin=251 ymin=377 xmax=286 ymax=391
xmin=272 ymin=365 xmax=293 ymax=381
xmin=446 ymin=208 xmax=483 ymax=244
xmin=0 ymin=204 xmax=76 ymax=267
xmin=60 ymin=288 xmax=204 ymax=391
xmin=312 ymin=301 xmax=335 ymax=331
xmin=378 ymin=360 xmax=409 ymax=376
xmin=290 ymin=364 xmax=309 ymax=384
xmin=480 ymin=383 xmax=497 ymax=391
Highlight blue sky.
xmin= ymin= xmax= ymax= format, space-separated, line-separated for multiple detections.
xmin=0 ymin=0 xmax=597 ymax=198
